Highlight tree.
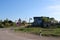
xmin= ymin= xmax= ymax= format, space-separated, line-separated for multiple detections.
xmin=16 ymin=18 xmax=21 ymax=26
xmin=0 ymin=20 xmax=4 ymax=28
xmin=41 ymin=17 xmax=50 ymax=23
xmin=22 ymin=20 xmax=27 ymax=25
xmin=8 ymin=20 xmax=13 ymax=26
xmin=18 ymin=18 xmax=21 ymax=23
xmin=3 ymin=18 xmax=13 ymax=27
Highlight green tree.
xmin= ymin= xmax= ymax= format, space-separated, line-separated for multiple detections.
xmin=3 ymin=18 xmax=13 ymax=27
xmin=22 ymin=20 xmax=27 ymax=25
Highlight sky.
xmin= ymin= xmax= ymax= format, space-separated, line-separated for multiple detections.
xmin=0 ymin=0 xmax=60 ymax=22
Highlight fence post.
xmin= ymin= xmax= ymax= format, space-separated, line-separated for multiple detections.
xmin=40 ymin=30 xmax=42 ymax=37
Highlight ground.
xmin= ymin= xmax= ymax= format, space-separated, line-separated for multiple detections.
xmin=0 ymin=28 xmax=60 ymax=40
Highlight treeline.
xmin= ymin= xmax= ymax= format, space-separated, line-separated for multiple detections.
xmin=0 ymin=18 xmax=27 ymax=28
xmin=0 ymin=16 xmax=60 ymax=28
xmin=0 ymin=19 xmax=13 ymax=28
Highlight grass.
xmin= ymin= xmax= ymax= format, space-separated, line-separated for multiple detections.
xmin=14 ymin=27 xmax=60 ymax=37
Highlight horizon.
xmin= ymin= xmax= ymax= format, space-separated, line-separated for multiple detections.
xmin=0 ymin=0 xmax=60 ymax=22
xmin=0 ymin=16 xmax=60 ymax=22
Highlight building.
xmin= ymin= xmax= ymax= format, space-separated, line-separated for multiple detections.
xmin=16 ymin=18 xmax=21 ymax=26
xmin=32 ymin=17 xmax=43 ymax=26
xmin=32 ymin=16 xmax=58 ymax=28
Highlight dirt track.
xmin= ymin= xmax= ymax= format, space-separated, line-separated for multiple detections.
xmin=0 ymin=28 xmax=60 ymax=40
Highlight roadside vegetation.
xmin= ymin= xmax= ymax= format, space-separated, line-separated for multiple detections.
xmin=0 ymin=19 xmax=13 ymax=28
xmin=15 ymin=27 xmax=60 ymax=37
xmin=0 ymin=16 xmax=60 ymax=37
xmin=0 ymin=18 xmax=27 ymax=28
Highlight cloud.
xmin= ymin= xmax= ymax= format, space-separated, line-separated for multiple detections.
xmin=48 ymin=5 xmax=60 ymax=10
xmin=44 ymin=5 xmax=60 ymax=21
xmin=46 ymin=5 xmax=60 ymax=15
xmin=50 ymin=0 xmax=59 ymax=1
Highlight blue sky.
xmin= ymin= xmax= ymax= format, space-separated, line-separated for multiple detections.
xmin=0 ymin=0 xmax=60 ymax=22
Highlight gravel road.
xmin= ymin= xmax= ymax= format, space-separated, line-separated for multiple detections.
xmin=0 ymin=28 xmax=60 ymax=40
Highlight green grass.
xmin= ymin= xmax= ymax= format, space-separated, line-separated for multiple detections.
xmin=14 ymin=27 xmax=60 ymax=37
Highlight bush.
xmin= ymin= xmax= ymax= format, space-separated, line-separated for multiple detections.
xmin=0 ymin=24 xmax=4 ymax=28
xmin=15 ymin=27 xmax=60 ymax=37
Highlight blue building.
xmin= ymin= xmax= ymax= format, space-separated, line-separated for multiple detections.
xmin=32 ymin=17 xmax=58 ymax=28
xmin=32 ymin=17 xmax=43 ymax=26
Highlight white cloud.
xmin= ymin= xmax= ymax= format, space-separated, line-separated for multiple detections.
xmin=46 ymin=5 xmax=60 ymax=14
xmin=49 ymin=5 xmax=60 ymax=8
xmin=50 ymin=0 xmax=59 ymax=1
xmin=48 ymin=5 xmax=60 ymax=10
xmin=45 ymin=5 xmax=60 ymax=21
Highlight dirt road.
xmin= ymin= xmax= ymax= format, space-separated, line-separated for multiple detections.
xmin=0 ymin=28 xmax=34 ymax=40
xmin=0 ymin=28 xmax=60 ymax=40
